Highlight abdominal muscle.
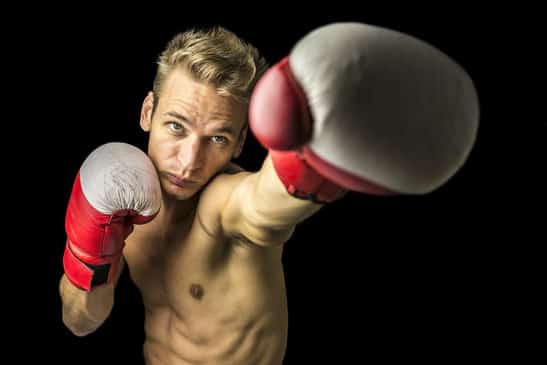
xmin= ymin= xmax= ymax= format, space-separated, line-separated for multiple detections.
xmin=125 ymin=229 xmax=288 ymax=365
xmin=142 ymin=301 xmax=286 ymax=365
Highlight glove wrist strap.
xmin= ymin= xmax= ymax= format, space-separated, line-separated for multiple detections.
xmin=269 ymin=150 xmax=347 ymax=204
xmin=63 ymin=241 xmax=121 ymax=291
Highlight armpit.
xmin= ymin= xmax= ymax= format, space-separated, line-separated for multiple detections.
xmin=196 ymin=210 xmax=220 ymax=239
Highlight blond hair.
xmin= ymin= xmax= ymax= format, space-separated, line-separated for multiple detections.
xmin=153 ymin=26 xmax=268 ymax=113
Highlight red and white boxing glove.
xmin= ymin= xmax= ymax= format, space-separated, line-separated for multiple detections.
xmin=249 ymin=23 xmax=479 ymax=202
xmin=63 ymin=143 xmax=161 ymax=291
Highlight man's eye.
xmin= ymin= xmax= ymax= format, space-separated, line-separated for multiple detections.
xmin=211 ymin=136 xmax=228 ymax=144
xmin=168 ymin=122 xmax=183 ymax=132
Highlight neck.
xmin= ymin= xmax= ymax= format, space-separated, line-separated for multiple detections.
xmin=157 ymin=192 xmax=199 ymax=226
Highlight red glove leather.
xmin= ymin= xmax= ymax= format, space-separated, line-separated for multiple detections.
xmin=249 ymin=57 xmax=394 ymax=203
xmin=249 ymin=23 xmax=479 ymax=200
xmin=63 ymin=143 xmax=161 ymax=291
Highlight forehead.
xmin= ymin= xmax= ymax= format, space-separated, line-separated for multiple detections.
xmin=158 ymin=68 xmax=247 ymax=129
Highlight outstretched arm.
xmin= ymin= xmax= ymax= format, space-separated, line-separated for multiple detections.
xmin=245 ymin=154 xmax=323 ymax=227
xmin=220 ymin=154 xmax=323 ymax=247
xmin=219 ymin=23 xmax=479 ymax=247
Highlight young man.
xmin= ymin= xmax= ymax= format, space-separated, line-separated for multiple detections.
xmin=60 ymin=24 xmax=479 ymax=364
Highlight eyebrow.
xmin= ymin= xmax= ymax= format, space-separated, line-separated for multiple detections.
xmin=164 ymin=111 xmax=237 ymax=137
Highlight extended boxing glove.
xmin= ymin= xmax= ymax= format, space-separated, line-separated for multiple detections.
xmin=63 ymin=143 xmax=161 ymax=291
xmin=249 ymin=23 xmax=479 ymax=202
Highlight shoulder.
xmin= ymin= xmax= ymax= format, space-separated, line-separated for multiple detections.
xmin=196 ymin=168 xmax=252 ymax=236
xmin=199 ymin=161 xmax=251 ymax=209
xmin=199 ymin=171 xmax=250 ymax=209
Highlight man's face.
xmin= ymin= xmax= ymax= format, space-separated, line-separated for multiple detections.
xmin=141 ymin=68 xmax=247 ymax=200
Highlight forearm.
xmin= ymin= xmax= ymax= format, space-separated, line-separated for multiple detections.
xmin=246 ymin=154 xmax=322 ymax=229
xmin=59 ymin=142 xmax=158 ymax=334
xmin=59 ymin=274 xmax=114 ymax=336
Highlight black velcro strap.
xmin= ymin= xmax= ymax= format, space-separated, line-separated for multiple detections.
xmin=84 ymin=262 xmax=111 ymax=287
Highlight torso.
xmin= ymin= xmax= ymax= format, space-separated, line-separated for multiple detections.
xmin=123 ymin=173 xmax=288 ymax=365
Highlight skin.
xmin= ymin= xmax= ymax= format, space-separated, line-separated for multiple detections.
xmin=61 ymin=67 xmax=322 ymax=365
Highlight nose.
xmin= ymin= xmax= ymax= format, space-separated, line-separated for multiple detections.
xmin=178 ymin=136 xmax=204 ymax=176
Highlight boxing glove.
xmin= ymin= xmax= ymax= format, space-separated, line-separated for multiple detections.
xmin=249 ymin=23 xmax=479 ymax=202
xmin=63 ymin=143 xmax=161 ymax=291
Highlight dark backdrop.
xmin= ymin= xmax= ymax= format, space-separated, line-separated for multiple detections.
xmin=6 ymin=5 xmax=542 ymax=364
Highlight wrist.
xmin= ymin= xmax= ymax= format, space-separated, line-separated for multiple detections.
xmin=269 ymin=149 xmax=348 ymax=204
xmin=63 ymin=240 xmax=123 ymax=291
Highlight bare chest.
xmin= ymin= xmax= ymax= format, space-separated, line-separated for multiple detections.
xmin=123 ymin=219 xmax=287 ymax=325
xmin=123 ymin=217 xmax=210 ymax=303
xmin=123 ymin=215 xmax=288 ymax=364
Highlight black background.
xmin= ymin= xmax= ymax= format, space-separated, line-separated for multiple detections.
xmin=6 ymin=5 xmax=543 ymax=364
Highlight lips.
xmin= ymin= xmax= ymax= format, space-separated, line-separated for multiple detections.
xmin=165 ymin=173 xmax=198 ymax=188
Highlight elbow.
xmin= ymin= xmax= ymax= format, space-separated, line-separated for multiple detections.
xmin=62 ymin=316 xmax=98 ymax=337
xmin=61 ymin=303 xmax=112 ymax=337
xmin=62 ymin=311 xmax=107 ymax=337
xmin=63 ymin=322 xmax=95 ymax=337
xmin=59 ymin=275 xmax=114 ymax=337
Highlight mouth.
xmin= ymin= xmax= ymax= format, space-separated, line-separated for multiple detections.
xmin=165 ymin=173 xmax=198 ymax=188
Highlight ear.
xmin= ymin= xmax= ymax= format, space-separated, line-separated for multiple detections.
xmin=140 ymin=92 xmax=154 ymax=132
xmin=233 ymin=124 xmax=248 ymax=158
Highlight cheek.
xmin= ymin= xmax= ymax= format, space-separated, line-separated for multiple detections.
xmin=149 ymin=129 xmax=174 ymax=151
xmin=207 ymin=147 xmax=233 ymax=169
xmin=147 ymin=131 xmax=177 ymax=164
xmin=211 ymin=149 xmax=233 ymax=171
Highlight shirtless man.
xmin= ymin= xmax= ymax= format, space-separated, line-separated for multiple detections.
xmin=59 ymin=23 xmax=479 ymax=364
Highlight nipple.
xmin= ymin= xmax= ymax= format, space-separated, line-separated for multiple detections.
xmin=189 ymin=283 xmax=204 ymax=300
